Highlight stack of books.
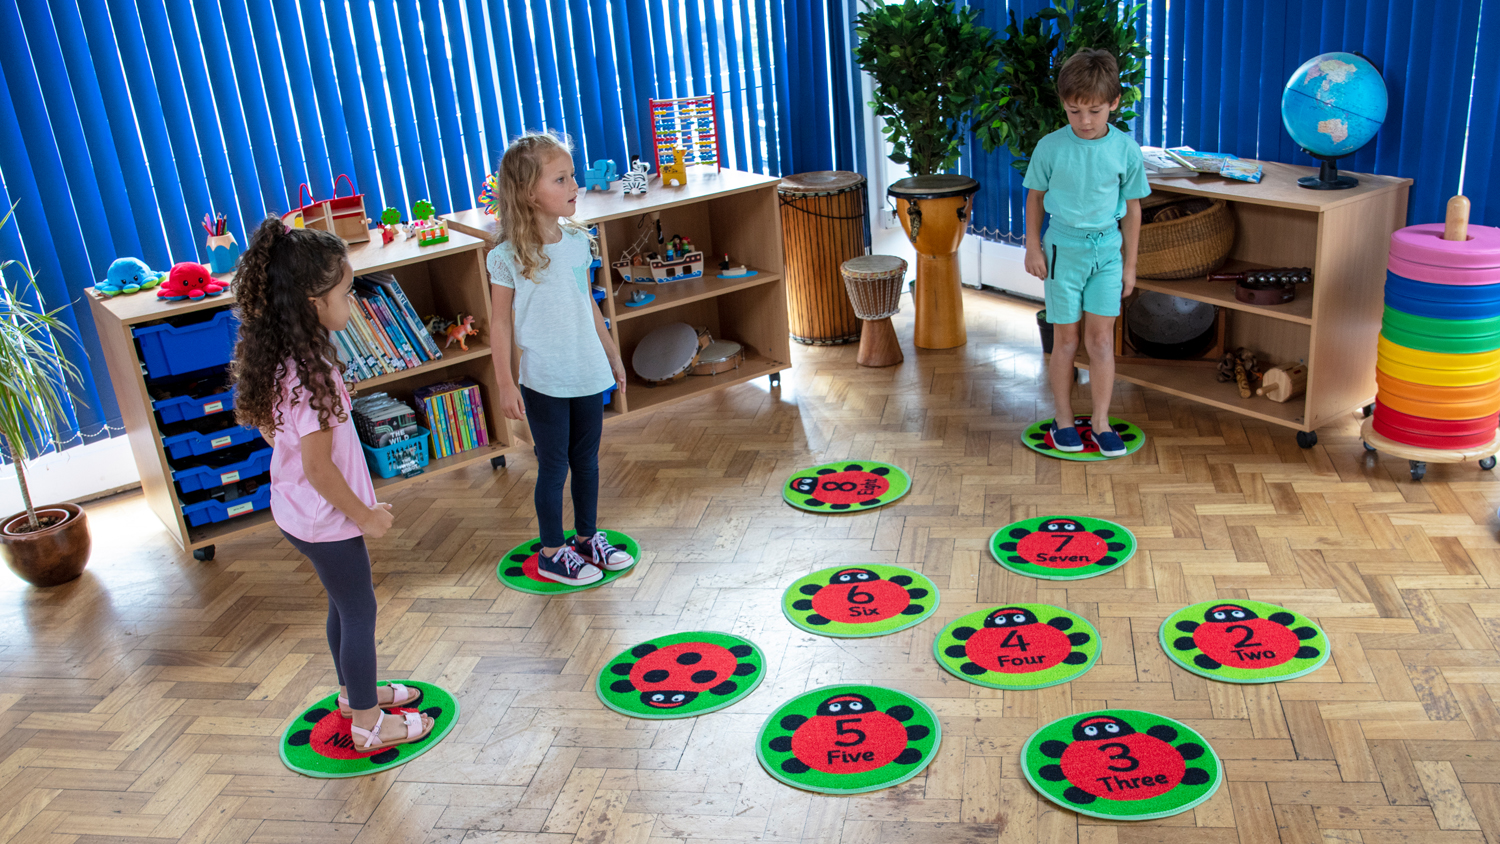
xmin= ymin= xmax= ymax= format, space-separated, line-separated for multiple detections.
xmin=332 ymin=272 xmax=445 ymax=382
xmin=413 ymin=378 xmax=489 ymax=459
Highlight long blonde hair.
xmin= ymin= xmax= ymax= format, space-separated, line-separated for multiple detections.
xmin=495 ymin=131 xmax=593 ymax=282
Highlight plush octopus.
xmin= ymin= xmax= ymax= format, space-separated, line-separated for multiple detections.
xmin=96 ymin=257 xmax=164 ymax=297
xmin=156 ymin=262 xmax=228 ymax=301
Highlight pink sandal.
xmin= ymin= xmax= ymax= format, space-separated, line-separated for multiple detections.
xmin=349 ymin=709 xmax=432 ymax=751
xmin=338 ymin=682 xmax=420 ymax=718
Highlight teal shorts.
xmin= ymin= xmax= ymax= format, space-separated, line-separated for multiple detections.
xmin=1043 ymin=223 xmax=1124 ymax=324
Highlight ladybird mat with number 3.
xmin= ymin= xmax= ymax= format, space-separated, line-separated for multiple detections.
xmin=781 ymin=461 xmax=911 ymax=513
xmin=1159 ymin=599 xmax=1330 ymax=683
xmin=781 ymin=564 xmax=940 ymax=638
xmin=757 ymin=684 xmax=942 ymax=794
xmin=1022 ymin=709 xmax=1222 ymax=820
xmin=990 ymin=515 xmax=1136 ymax=580
xmin=933 ymin=604 xmax=1100 ymax=690
xmin=279 ymin=681 xmax=458 ymax=779
xmin=495 ymin=530 xmax=640 ymax=594
xmin=596 ymin=631 xmax=765 ymax=719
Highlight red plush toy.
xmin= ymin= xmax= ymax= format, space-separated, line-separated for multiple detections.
xmin=156 ymin=262 xmax=228 ymax=301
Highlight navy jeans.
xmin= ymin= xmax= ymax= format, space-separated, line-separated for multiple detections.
xmin=280 ymin=530 xmax=378 ymax=710
xmin=522 ymin=385 xmax=605 ymax=548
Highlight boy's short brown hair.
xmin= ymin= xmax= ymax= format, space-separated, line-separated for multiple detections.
xmin=1057 ymin=48 xmax=1121 ymax=105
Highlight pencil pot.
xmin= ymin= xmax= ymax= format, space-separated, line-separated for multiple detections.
xmin=206 ymin=233 xmax=240 ymax=274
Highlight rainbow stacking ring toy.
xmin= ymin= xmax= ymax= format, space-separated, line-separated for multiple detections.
xmin=1368 ymin=200 xmax=1500 ymax=477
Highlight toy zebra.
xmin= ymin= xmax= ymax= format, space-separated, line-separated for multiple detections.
xmin=621 ymin=157 xmax=652 ymax=195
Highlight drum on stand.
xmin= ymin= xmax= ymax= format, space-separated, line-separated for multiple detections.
xmin=888 ymin=175 xmax=979 ymax=350
xmin=841 ymin=255 xmax=907 ymax=368
xmin=779 ymin=172 xmax=868 ymax=345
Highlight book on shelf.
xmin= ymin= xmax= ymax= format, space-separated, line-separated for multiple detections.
xmin=1142 ymin=146 xmax=1198 ymax=177
xmin=330 ymin=274 xmax=448 ymax=384
xmin=413 ymin=378 xmax=489 ymax=459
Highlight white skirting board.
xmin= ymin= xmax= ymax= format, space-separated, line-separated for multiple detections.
xmin=0 ymin=435 xmax=141 ymax=515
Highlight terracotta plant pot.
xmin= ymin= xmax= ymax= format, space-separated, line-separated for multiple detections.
xmin=0 ymin=502 xmax=91 ymax=587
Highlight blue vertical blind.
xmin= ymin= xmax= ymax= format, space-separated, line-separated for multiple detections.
xmin=0 ymin=0 xmax=862 ymax=454
xmin=964 ymin=0 xmax=1497 ymax=244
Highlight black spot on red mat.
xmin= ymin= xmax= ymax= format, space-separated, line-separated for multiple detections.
xmin=790 ymin=568 xmax=928 ymax=626
xmin=765 ymin=692 xmax=929 ymax=774
xmin=1037 ymin=715 xmax=1209 ymax=805
xmin=608 ymin=641 xmax=757 ymax=709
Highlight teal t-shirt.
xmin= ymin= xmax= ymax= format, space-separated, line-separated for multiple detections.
xmin=1022 ymin=125 xmax=1151 ymax=231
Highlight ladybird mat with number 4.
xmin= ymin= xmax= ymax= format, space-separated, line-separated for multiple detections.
xmin=279 ymin=681 xmax=458 ymax=778
xmin=596 ymin=631 xmax=765 ymax=719
xmin=1022 ymin=709 xmax=1222 ymax=820
xmin=781 ymin=461 xmax=911 ymax=513
xmin=990 ymin=515 xmax=1136 ymax=580
xmin=1159 ymin=599 xmax=1329 ymax=683
xmin=757 ymin=684 xmax=941 ymax=794
xmin=933 ymin=603 xmax=1100 ymax=690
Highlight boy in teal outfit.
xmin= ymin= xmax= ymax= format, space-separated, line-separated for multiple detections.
xmin=1024 ymin=49 xmax=1150 ymax=457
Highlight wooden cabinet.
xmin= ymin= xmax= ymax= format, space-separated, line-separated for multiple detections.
xmin=86 ymin=231 xmax=525 ymax=560
xmin=445 ymin=168 xmax=790 ymax=419
xmin=1076 ymin=160 xmax=1411 ymax=442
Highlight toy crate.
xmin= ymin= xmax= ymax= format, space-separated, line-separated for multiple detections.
xmin=154 ymin=387 xmax=235 ymax=425
xmin=181 ymin=483 xmax=271 ymax=527
xmin=173 ymin=445 xmax=273 ymax=494
xmin=163 ymin=423 xmax=263 ymax=460
xmin=363 ymin=427 xmax=430 ymax=479
xmin=132 ymin=309 xmax=240 ymax=379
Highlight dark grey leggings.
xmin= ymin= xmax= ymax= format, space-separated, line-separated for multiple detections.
xmin=281 ymin=530 xmax=378 ymax=710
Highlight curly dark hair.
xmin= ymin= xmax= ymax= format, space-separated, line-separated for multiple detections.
xmin=230 ymin=216 xmax=350 ymax=437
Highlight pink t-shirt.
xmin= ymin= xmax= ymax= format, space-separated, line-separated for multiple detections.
xmin=269 ymin=362 xmax=377 ymax=543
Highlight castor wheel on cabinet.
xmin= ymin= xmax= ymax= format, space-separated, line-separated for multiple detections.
xmin=193 ymin=545 xmax=215 ymax=562
xmin=491 ymin=455 xmax=507 ymax=469
xmin=1363 ymin=403 xmax=1374 ymax=418
xmin=769 ymin=372 xmax=781 ymax=388
xmin=1481 ymin=456 xmax=1496 ymax=471
xmin=1410 ymin=461 xmax=1427 ymax=481
xmin=1363 ymin=441 xmax=1376 ymax=452
xmin=1296 ymin=430 xmax=1318 ymax=449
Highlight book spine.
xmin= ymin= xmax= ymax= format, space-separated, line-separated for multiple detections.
xmin=436 ymin=394 xmax=453 ymax=457
xmin=423 ymin=396 xmax=443 ymax=458
xmin=467 ymin=386 xmax=488 ymax=447
xmin=378 ymin=288 xmax=428 ymax=363
xmin=358 ymin=297 xmax=402 ymax=371
xmin=342 ymin=308 xmax=376 ymax=375
xmin=445 ymin=391 xmax=466 ymax=453
xmin=370 ymin=297 xmax=416 ymax=368
xmin=381 ymin=277 xmax=444 ymax=359
xmin=455 ymin=390 xmax=474 ymax=452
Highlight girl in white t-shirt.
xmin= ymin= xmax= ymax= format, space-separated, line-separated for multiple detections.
xmin=231 ymin=217 xmax=432 ymax=751
xmin=488 ymin=133 xmax=634 ymax=585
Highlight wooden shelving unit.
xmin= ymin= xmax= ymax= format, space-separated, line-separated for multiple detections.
xmin=86 ymin=230 xmax=528 ymax=559
xmin=1073 ymin=160 xmax=1411 ymax=445
xmin=445 ymin=168 xmax=789 ymax=421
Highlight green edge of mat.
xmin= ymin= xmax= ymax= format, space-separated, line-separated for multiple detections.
xmin=495 ymin=530 xmax=639 ymax=594
xmin=780 ymin=461 xmax=912 ymax=513
xmin=780 ymin=564 xmax=940 ymax=638
xmin=756 ymin=684 xmax=943 ymax=795
xmin=1156 ymin=600 xmax=1331 ymax=684
xmin=1020 ymin=709 xmax=1223 ymax=821
xmin=989 ymin=517 xmax=1137 ymax=581
xmin=279 ymin=681 xmax=460 ymax=779
xmin=1022 ymin=417 xmax=1145 ymax=462
xmin=595 ymin=631 xmax=767 ymax=720
xmin=931 ymin=605 xmax=1101 ymax=690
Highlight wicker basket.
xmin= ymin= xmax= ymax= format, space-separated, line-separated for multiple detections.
xmin=1137 ymin=197 xmax=1236 ymax=279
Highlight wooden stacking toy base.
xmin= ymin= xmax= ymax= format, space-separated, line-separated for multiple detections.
xmin=856 ymin=317 xmax=903 ymax=367
xmin=913 ymin=253 xmax=967 ymax=349
xmin=1359 ymin=418 xmax=1500 ymax=481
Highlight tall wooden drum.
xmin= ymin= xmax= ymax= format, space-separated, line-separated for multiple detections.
xmin=888 ymin=175 xmax=979 ymax=350
xmin=779 ymin=171 xmax=868 ymax=345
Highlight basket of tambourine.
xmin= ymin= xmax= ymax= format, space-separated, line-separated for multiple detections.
xmin=1136 ymin=192 xmax=1236 ymax=279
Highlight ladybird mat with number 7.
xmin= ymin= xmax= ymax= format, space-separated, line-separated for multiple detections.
xmin=1159 ymin=599 xmax=1330 ymax=683
xmin=990 ymin=515 xmax=1136 ymax=580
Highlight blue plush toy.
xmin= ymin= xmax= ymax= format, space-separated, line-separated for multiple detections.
xmin=97 ymin=257 xmax=164 ymax=297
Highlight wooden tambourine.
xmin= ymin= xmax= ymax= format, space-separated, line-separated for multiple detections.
xmin=691 ymin=340 xmax=744 ymax=375
xmin=632 ymin=322 xmax=704 ymax=385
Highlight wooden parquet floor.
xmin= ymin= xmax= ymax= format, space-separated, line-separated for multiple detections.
xmin=4 ymin=289 xmax=1500 ymax=844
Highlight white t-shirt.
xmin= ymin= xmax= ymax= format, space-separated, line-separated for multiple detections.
xmin=487 ymin=229 xmax=614 ymax=398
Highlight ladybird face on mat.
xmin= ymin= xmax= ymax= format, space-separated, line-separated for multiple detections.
xmin=765 ymin=693 xmax=930 ymax=775
xmin=832 ymin=568 xmax=878 ymax=585
xmin=1037 ymin=714 xmax=1211 ymax=805
xmin=998 ymin=517 xmax=1127 ymax=570
xmin=608 ymin=641 xmax=757 ymax=709
xmin=1205 ymin=604 xmax=1257 ymax=623
xmin=791 ymin=569 xmax=928 ymax=626
xmin=789 ymin=464 xmax=891 ymax=510
xmin=944 ymin=606 xmax=1092 ymax=676
xmin=1173 ymin=604 xmax=1321 ymax=671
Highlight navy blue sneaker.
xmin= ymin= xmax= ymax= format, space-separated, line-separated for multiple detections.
xmin=1049 ymin=422 xmax=1084 ymax=453
xmin=537 ymin=544 xmax=603 ymax=585
xmin=1094 ymin=428 xmax=1128 ymax=458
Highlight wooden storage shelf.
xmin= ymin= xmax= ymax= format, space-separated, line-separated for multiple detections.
xmin=445 ymin=168 xmax=790 ymax=419
xmin=1092 ymin=160 xmax=1411 ymax=441
xmin=87 ymin=230 xmax=527 ymax=558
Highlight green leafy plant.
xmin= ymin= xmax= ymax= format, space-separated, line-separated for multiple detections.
xmin=855 ymin=0 xmax=1005 ymax=176
xmin=0 ymin=203 xmax=86 ymax=532
xmin=977 ymin=0 xmax=1148 ymax=175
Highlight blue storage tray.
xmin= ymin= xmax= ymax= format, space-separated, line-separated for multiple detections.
xmin=173 ymin=446 xmax=273 ymax=493
xmin=154 ymin=387 xmax=235 ymax=424
xmin=602 ymin=385 xmax=615 ymax=406
xmin=163 ymin=425 xmax=262 ymax=460
xmin=182 ymin=484 xmax=271 ymax=527
xmin=133 ymin=309 xmax=240 ymax=379
xmin=363 ymin=427 xmax=430 ymax=479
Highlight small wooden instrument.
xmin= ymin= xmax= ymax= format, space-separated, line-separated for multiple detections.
xmin=1256 ymin=363 xmax=1308 ymax=402
xmin=1208 ymin=267 xmax=1312 ymax=305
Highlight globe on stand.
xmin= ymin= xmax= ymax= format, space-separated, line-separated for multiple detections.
xmin=1280 ymin=52 xmax=1389 ymax=190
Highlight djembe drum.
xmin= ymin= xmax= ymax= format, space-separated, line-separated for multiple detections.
xmin=779 ymin=172 xmax=868 ymax=345
xmin=888 ymin=175 xmax=979 ymax=350
xmin=841 ymin=255 xmax=907 ymax=367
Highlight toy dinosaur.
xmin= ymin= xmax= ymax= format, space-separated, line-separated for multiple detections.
xmin=444 ymin=314 xmax=477 ymax=351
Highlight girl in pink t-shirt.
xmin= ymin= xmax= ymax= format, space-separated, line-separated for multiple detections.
xmin=230 ymin=216 xmax=433 ymax=752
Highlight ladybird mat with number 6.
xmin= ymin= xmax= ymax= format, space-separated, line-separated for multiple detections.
xmin=782 ymin=564 xmax=939 ymax=638
xmin=990 ymin=515 xmax=1136 ymax=580
xmin=1159 ymin=599 xmax=1329 ymax=683
xmin=1022 ymin=709 xmax=1221 ymax=820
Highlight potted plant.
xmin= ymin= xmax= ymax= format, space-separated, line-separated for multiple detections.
xmin=978 ymin=0 xmax=1149 ymax=176
xmin=0 ymin=203 xmax=93 ymax=587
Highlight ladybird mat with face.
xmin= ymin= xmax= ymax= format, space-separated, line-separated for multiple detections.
xmin=757 ymin=684 xmax=941 ymax=794
xmin=496 ymin=530 xmax=640 ymax=594
xmin=990 ymin=516 xmax=1136 ymax=580
xmin=1022 ymin=416 xmax=1145 ymax=461
xmin=596 ymin=631 xmax=765 ymax=719
xmin=279 ymin=680 xmax=458 ymax=778
xmin=781 ymin=461 xmax=911 ymax=513
xmin=1159 ymin=599 xmax=1330 ymax=683
xmin=1022 ymin=709 xmax=1222 ymax=820
xmin=933 ymin=604 xmax=1100 ymax=690
xmin=782 ymin=564 xmax=939 ymax=638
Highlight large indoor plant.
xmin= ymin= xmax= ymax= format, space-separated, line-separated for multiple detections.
xmin=979 ymin=0 xmax=1148 ymax=175
xmin=0 ymin=203 xmax=93 ymax=587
